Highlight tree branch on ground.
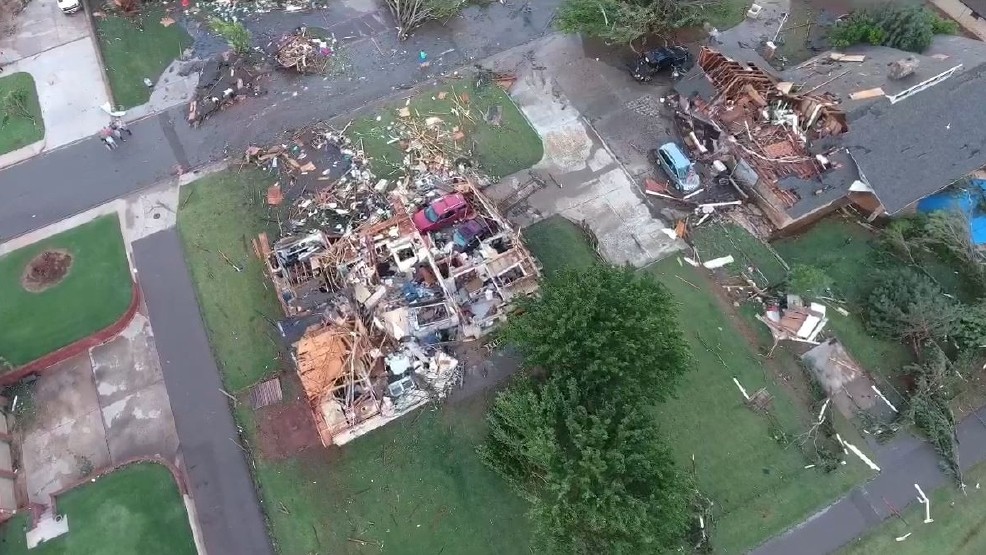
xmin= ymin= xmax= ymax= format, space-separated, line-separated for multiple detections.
xmin=829 ymin=3 xmax=957 ymax=53
xmin=384 ymin=0 xmax=466 ymax=40
xmin=556 ymin=0 xmax=722 ymax=45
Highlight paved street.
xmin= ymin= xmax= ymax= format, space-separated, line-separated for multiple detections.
xmin=0 ymin=0 xmax=563 ymax=241
xmin=133 ymin=230 xmax=273 ymax=555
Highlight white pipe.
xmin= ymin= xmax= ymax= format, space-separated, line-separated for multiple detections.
xmin=817 ymin=398 xmax=830 ymax=422
xmin=871 ymin=385 xmax=899 ymax=413
xmin=733 ymin=377 xmax=750 ymax=401
xmin=844 ymin=439 xmax=880 ymax=472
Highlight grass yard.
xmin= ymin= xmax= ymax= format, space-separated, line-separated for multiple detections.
xmin=522 ymin=216 xmax=598 ymax=276
xmin=348 ymin=81 xmax=544 ymax=180
xmin=647 ymin=259 xmax=872 ymax=553
xmin=176 ymin=169 xmax=284 ymax=392
xmin=241 ymin=395 xmax=533 ymax=555
xmin=0 ymin=463 xmax=195 ymax=555
xmin=0 ymin=215 xmax=132 ymax=368
xmin=178 ymin=168 xmax=534 ymax=554
xmin=0 ymin=72 xmax=44 ymax=155
xmin=773 ymin=218 xmax=919 ymax=382
xmin=702 ymin=0 xmax=750 ymax=30
xmin=521 ymin=221 xmax=874 ymax=553
xmin=840 ymin=461 xmax=986 ymax=554
xmin=95 ymin=6 xmax=191 ymax=109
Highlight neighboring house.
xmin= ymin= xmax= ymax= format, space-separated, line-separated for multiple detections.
xmin=675 ymin=36 xmax=986 ymax=235
xmin=961 ymin=0 xmax=986 ymax=19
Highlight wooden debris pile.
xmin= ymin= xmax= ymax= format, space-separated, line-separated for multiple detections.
xmin=188 ymin=53 xmax=264 ymax=126
xmin=274 ymin=28 xmax=336 ymax=74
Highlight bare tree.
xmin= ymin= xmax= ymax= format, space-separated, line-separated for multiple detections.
xmin=383 ymin=0 xmax=465 ymax=40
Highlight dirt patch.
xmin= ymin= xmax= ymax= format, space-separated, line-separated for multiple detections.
xmin=254 ymin=396 xmax=321 ymax=460
xmin=21 ymin=249 xmax=74 ymax=293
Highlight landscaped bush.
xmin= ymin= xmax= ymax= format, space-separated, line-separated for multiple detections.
xmin=829 ymin=4 xmax=957 ymax=53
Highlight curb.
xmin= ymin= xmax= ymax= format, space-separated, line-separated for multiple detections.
xmin=0 ymin=283 xmax=142 ymax=386
xmin=80 ymin=0 xmax=116 ymax=109
xmin=0 ymin=139 xmax=45 ymax=171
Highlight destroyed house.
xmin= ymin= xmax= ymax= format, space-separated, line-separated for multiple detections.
xmin=677 ymin=37 xmax=986 ymax=233
xmin=255 ymin=180 xmax=539 ymax=446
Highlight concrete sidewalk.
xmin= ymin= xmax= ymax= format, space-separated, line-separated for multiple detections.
xmin=755 ymin=405 xmax=986 ymax=554
xmin=0 ymin=0 xmax=110 ymax=166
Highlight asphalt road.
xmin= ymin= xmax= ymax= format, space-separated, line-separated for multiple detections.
xmin=133 ymin=230 xmax=274 ymax=555
xmin=0 ymin=0 xmax=563 ymax=241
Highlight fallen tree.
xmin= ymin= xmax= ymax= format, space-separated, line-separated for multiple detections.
xmin=384 ymin=0 xmax=466 ymax=40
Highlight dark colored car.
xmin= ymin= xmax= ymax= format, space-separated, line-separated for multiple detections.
xmin=630 ymin=46 xmax=693 ymax=83
xmin=452 ymin=219 xmax=487 ymax=249
xmin=412 ymin=193 xmax=472 ymax=232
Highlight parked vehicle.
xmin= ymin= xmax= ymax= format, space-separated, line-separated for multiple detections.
xmin=412 ymin=193 xmax=472 ymax=232
xmin=652 ymin=142 xmax=701 ymax=193
xmin=57 ymin=0 xmax=81 ymax=14
xmin=452 ymin=219 xmax=487 ymax=250
xmin=630 ymin=46 xmax=692 ymax=83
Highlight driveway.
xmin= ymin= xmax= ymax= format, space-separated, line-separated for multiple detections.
xmin=0 ymin=0 xmax=110 ymax=163
xmin=485 ymin=34 xmax=683 ymax=267
xmin=17 ymin=312 xmax=179 ymax=504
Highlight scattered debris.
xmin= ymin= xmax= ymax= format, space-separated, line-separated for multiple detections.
xmin=248 ymin=101 xmax=541 ymax=445
xmin=249 ymin=377 xmax=283 ymax=409
xmin=188 ymin=53 xmax=264 ymax=126
xmin=849 ymin=88 xmax=884 ymax=100
xmin=758 ymin=294 xmax=827 ymax=343
xmin=702 ymin=255 xmax=734 ymax=269
xmin=829 ymin=53 xmax=866 ymax=63
xmin=273 ymin=27 xmax=337 ymax=74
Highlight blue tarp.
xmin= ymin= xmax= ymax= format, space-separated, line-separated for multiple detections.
xmin=916 ymin=179 xmax=986 ymax=245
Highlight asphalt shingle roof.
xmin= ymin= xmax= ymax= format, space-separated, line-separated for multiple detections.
xmin=838 ymin=62 xmax=986 ymax=213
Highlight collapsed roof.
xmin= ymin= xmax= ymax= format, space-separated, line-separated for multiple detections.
xmin=678 ymin=36 xmax=986 ymax=223
xmin=252 ymin=140 xmax=540 ymax=445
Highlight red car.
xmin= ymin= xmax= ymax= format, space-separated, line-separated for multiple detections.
xmin=412 ymin=193 xmax=471 ymax=232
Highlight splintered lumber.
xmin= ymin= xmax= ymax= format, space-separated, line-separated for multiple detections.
xmin=849 ymin=88 xmax=885 ymax=100
xmin=829 ymin=53 xmax=866 ymax=62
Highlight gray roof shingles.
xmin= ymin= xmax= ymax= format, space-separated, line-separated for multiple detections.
xmin=837 ymin=62 xmax=986 ymax=213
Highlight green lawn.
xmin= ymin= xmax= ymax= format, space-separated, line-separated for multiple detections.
xmin=702 ymin=0 xmax=750 ymax=30
xmin=522 ymin=216 xmax=598 ymax=276
xmin=841 ymin=461 xmax=986 ymax=554
xmin=647 ymin=259 xmax=872 ymax=553
xmin=176 ymin=169 xmax=283 ymax=392
xmin=691 ymin=221 xmax=788 ymax=287
xmin=243 ymin=395 xmax=533 ymax=555
xmin=0 ymin=463 xmax=195 ymax=554
xmin=349 ymin=81 xmax=544 ymax=180
xmin=772 ymin=218 xmax=916 ymax=382
xmin=95 ymin=6 xmax=191 ymax=109
xmin=0 ymin=215 xmax=132 ymax=368
xmin=178 ymin=168 xmax=534 ymax=554
xmin=0 ymin=72 xmax=44 ymax=155
xmin=520 ymin=221 xmax=873 ymax=553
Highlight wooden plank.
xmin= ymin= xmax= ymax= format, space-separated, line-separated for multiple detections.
xmin=830 ymin=52 xmax=866 ymax=62
xmin=849 ymin=87 xmax=885 ymax=100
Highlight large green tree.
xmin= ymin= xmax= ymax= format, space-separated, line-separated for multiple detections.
xmin=480 ymin=377 xmax=692 ymax=554
xmin=504 ymin=264 xmax=693 ymax=405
